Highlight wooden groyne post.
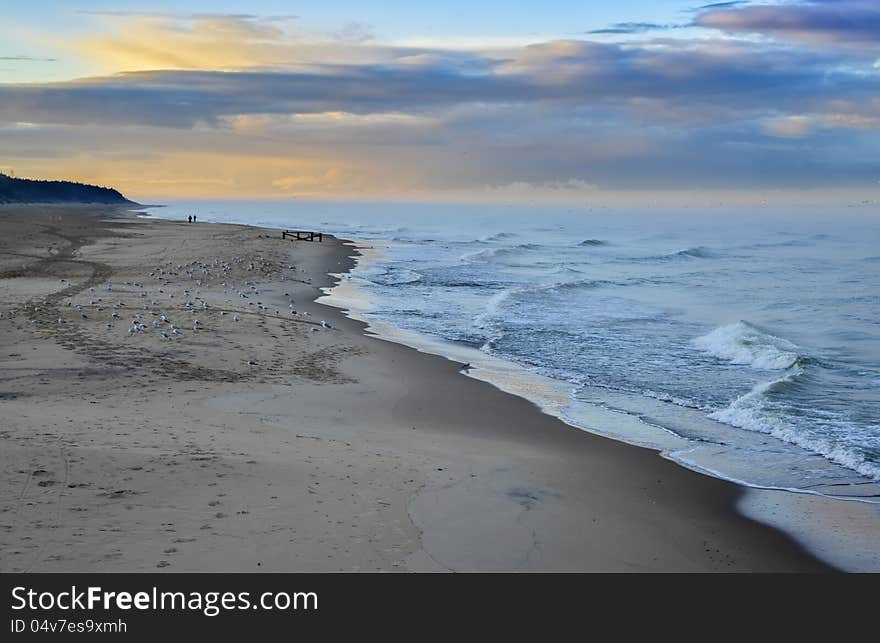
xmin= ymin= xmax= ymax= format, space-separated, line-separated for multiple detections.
xmin=282 ymin=230 xmax=323 ymax=242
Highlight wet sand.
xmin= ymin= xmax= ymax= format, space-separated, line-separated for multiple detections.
xmin=0 ymin=205 xmax=833 ymax=571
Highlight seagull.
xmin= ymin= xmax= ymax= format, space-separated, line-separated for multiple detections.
xmin=321 ymin=321 xmax=332 ymax=329
xmin=233 ymin=315 xmax=240 ymax=322
xmin=161 ymin=331 xmax=170 ymax=339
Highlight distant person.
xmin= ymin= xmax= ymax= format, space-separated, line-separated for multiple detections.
xmin=193 ymin=215 xmax=197 ymax=222
xmin=188 ymin=215 xmax=192 ymax=223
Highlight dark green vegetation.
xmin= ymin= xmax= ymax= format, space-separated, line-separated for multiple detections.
xmin=0 ymin=173 xmax=134 ymax=204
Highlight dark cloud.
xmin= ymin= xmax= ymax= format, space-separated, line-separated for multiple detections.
xmin=4 ymin=22 xmax=880 ymax=193
xmin=587 ymin=22 xmax=678 ymax=35
xmin=696 ymin=0 xmax=880 ymax=45
xmin=0 ymin=50 xmax=820 ymax=124
xmin=0 ymin=38 xmax=873 ymax=130
xmin=692 ymin=2 xmax=750 ymax=11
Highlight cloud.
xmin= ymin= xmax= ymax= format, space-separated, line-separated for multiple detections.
xmin=5 ymin=38 xmax=866 ymax=130
xmin=76 ymin=11 xmax=298 ymax=22
xmin=696 ymin=1 xmax=880 ymax=46
xmin=763 ymin=114 xmax=813 ymax=138
xmin=692 ymin=2 xmax=749 ymax=11
xmin=0 ymin=55 xmax=57 ymax=62
xmin=331 ymin=22 xmax=376 ymax=44
xmin=64 ymin=14 xmax=431 ymax=74
xmin=4 ymin=10 xmax=880 ymax=198
xmin=67 ymin=15 xmax=292 ymax=72
xmin=587 ymin=22 xmax=679 ymax=35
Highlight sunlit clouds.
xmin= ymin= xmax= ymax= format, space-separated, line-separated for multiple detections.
xmin=2 ymin=3 xmax=880 ymax=203
xmin=69 ymin=15 xmax=289 ymax=72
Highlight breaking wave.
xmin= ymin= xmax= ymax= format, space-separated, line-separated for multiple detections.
xmin=693 ymin=321 xmax=802 ymax=370
xmin=481 ymin=231 xmax=518 ymax=242
xmin=669 ymin=246 xmax=714 ymax=259
xmin=709 ymin=368 xmax=880 ymax=481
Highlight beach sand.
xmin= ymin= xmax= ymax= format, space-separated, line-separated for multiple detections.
xmin=0 ymin=205 xmax=834 ymax=572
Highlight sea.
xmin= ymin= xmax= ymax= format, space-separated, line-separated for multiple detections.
xmin=143 ymin=199 xmax=880 ymax=568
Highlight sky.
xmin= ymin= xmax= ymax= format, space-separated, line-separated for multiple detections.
xmin=1 ymin=0 xmax=879 ymax=204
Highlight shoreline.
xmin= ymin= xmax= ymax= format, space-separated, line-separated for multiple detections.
xmin=320 ymin=241 xmax=880 ymax=571
xmin=0 ymin=205 xmax=844 ymax=571
xmin=137 ymin=205 xmax=879 ymax=570
xmin=315 ymin=238 xmax=845 ymax=571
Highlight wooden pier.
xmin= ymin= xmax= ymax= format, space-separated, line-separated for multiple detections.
xmin=282 ymin=230 xmax=323 ymax=242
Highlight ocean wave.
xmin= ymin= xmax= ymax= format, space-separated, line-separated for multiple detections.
xmin=709 ymin=368 xmax=880 ymax=481
xmin=369 ymin=267 xmax=422 ymax=285
xmin=670 ymin=246 xmax=714 ymax=259
xmin=574 ymin=379 xmax=708 ymax=411
xmin=753 ymin=240 xmax=810 ymax=249
xmin=553 ymin=278 xmax=616 ymax=291
xmin=623 ymin=246 xmax=717 ymax=264
xmin=391 ymin=236 xmax=436 ymax=243
xmin=460 ymin=243 xmax=541 ymax=263
xmin=481 ymin=231 xmax=518 ymax=242
xmin=427 ymin=279 xmax=501 ymax=288
xmin=473 ymin=288 xmax=521 ymax=330
xmin=546 ymin=275 xmax=675 ymax=293
xmin=578 ymin=239 xmax=608 ymax=247
xmin=550 ymin=265 xmax=584 ymax=276
xmin=693 ymin=321 xmax=802 ymax=370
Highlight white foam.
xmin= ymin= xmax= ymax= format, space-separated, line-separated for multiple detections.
xmin=693 ymin=321 xmax=800 ymax=370
xmin=373 ymin=267 xmax=422 ymax=285
xmin=473 ymin=287 xmax=519 ymax=332
xmin=709 ymin=368 xmax=880 ymax=481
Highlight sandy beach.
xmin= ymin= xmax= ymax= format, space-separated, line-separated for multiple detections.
xmin=0 ymin=205 xmax=835 ymax=572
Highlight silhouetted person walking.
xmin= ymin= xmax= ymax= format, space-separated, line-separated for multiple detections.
xmin=188 ymin=215 xmax=192 ymax=223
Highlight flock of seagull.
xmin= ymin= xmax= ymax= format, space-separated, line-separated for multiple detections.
xmin=2 ymin=254 xmax=334 ymax=353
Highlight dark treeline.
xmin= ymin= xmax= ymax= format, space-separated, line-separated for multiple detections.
xmin=0 ymin=173 xmax=134 ymax=204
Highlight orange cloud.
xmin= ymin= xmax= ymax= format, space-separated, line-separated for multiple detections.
xmin=65 ymin=14 xmax=394 ymax=74
xmin=68 ymin=16 xmax=288 ymax=72
xmin=20 ymin=151 xmax=372 ymax=199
